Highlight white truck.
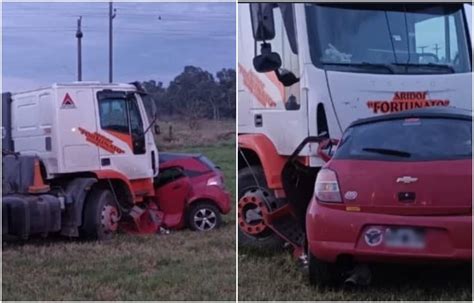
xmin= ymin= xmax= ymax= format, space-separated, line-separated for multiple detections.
xmin=237 ymin=3 xmax=472 ymax=254
xmin=2 ymin=82 xmax=167 ymax=239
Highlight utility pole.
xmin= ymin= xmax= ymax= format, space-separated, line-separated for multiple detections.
xmin=433 ymin=43 xmax=441 ymax=58
xmin=418 ymin=45 xmax=428 ymax=54
xmin=109 ymin=2 xmax=116 ymax=83
xmin=76 ymin=16 xmax=83 ymax=81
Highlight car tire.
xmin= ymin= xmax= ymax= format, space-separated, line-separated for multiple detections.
xmin=308 ymin=252 xmax=340 ymax=287
xmin=238 ymin=166 xmax=284 ymax=251
xmin=81 ymin=188 xmax=119 ymax=241
xmin=187 ymin=202 xmax=222 ymax=231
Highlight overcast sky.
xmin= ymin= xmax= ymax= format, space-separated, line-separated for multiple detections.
xmin=2 ymin=2 xmax=236 ymax=93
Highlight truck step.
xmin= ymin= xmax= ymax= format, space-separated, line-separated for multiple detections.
xmin=270 ymin=215 xmax=305 ymax=247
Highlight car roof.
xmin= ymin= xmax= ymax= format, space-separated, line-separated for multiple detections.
xmin=159 ymin=152 xmax=202 ymax=163
xmin=350 ymin=106 xmax=472 ymax=128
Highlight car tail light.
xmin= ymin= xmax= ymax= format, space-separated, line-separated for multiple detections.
xmin=207 ymin=175 xmax=223 ymax=187
xmin=314 ymin=168 xmax=342 ymax=203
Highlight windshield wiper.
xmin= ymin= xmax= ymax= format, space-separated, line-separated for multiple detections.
xmin=362 ymin=147 xmax=411 ymax=158
xmin=391 ymin=62 xmax=455 ymax=74
xmin=322 ymin=62 xmax=394 ymax=74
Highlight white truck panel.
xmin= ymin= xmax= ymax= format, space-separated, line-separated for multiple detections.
xmin=56 ymin=87 xmax=100 ymax=173
xmin=12 ymin=89 xmax=55 ymax=167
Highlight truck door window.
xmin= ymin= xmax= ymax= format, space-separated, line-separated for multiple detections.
xmin=98 ymin=93 xmax=145 ymax=155
xmin=99 ymin=98 xmax=129 ymax=133
xmin=271 ymin=5 xmax=301 ymax=110
xmin=128 ymin=98 xmax=146 ymax=155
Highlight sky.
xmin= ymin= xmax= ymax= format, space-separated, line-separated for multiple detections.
xmin=2 ymin=2 xmax=236 ymax=93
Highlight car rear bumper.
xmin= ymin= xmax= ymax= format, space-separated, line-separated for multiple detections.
xmin=306 ymin=199 xmax=472 ymax=263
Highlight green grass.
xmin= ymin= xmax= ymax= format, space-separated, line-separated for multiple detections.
xmin=2 ymin=142 xmax=236 ymax=301
xmin=238 ymin=248 xmax=472 ymax=301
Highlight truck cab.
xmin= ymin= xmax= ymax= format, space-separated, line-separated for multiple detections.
xmin=8 ymin=82 xmax=159 ymax=182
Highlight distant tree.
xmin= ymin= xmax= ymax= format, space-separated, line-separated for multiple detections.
xmin=216 ymin=68 xmax=236 ymax=119
xmin=139 ymin=66 xmax=236 ymax=121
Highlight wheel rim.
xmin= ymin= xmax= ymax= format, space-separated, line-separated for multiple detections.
xmin=101 ymin=204 xmax=119 ymax=233
xmin=193 ymin=208 xmax=217 ymax=231
xmin=238 ymin=189 xmax=272 ymax=238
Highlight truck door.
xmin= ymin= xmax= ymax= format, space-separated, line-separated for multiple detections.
xmin=95 ymin=90 xmax=154 ymax=180
xmin=241 ymin=4 xmax=309 ymax=156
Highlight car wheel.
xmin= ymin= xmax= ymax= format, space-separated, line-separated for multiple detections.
xmin=187 ymin=202 xmax=222 ymax=231
xmin=308 ymin=252 xmax=340 ymax=287
xmin=82 ymin=188 xmax=119 ymax=240
xmin=238 ymin=166 xmax=284 ymax=251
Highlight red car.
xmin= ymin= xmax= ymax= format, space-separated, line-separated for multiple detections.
xmin=306 ymin=107 xmax=472 ymax=285
xmin=153 ymin=152 xmax=231 ymax=231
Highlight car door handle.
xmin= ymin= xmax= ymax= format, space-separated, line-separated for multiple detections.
xmin=172 ymin=184 xmax=182 ymax=190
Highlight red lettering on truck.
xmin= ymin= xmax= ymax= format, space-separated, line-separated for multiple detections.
xmin=78 ymin=127 xmax=125 ymax=154
xmin=367 ymin=91 xmax=450 ymax=114
xmin=239 ymin=64 xmax=277 ymax=108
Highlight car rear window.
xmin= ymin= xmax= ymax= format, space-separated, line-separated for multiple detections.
xmin=334 ymin=117 xmax=472 ymax=161
xmin=198 ymin=155 xmax=219 ymax=170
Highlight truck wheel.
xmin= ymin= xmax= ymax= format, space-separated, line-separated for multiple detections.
xmin=238 ymin=166 xmax=284 ymax=251
xmin=82 ymin=189 xmax=119 ymax=240
xmin=187 ymin=202 xmax=222 ymax=231
xmin=308 ymin=252 xmax=340 ymax=287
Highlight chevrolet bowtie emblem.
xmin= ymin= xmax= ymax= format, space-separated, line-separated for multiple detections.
xmin=396 ymin=176 xmax=418 ymax=184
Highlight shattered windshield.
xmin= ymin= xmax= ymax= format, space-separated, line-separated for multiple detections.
xmin=305 ymin=3 xmax=471 ymax=74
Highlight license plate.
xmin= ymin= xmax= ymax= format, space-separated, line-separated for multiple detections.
xmin=384 ymin=227 xmax=425 ymax=249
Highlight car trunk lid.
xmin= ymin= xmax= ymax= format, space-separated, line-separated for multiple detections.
xmin=329 ymin=159 xmax=471 ymax=215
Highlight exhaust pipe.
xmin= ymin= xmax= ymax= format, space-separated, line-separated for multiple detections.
xmin=344 ymin=264 xmax=372 ymax=287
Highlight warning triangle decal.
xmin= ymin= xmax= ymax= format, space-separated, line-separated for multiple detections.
xmin=61 ymin=93 xmax=76 ymax=109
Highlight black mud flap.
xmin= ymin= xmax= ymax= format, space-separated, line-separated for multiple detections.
xmin=281 ymin=136 xmax=326 ymax=232
xmin=61 ymin=178 xmax=97 ymax=237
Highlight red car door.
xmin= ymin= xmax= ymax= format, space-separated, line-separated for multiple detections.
xmin=154 ymin=167 xmax=193 ymax=229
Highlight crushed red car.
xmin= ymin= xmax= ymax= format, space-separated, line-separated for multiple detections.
xmin=306 ymin=107 xmax=472 ymax=285
xmin=153 ymin=152 xmax=231 ymax=231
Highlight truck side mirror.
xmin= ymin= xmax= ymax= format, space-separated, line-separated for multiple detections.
xmin=253 ymin=42 xmax=281 ymax=73
xmin=250 ymin=3 xmax=275 ymax=41
xmin=275 ymin=68 xmax=299 ymax=87
xmin=154 ymin=124 xmax=161 ymax=135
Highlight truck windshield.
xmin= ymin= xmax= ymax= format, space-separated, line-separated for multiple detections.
xmin=305 ymin=3 xmax=471 ymax=74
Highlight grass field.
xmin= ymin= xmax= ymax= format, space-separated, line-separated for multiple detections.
xmin=238 ymin=247 xmax=472 ymax=301
xmin=2 ymin=122 xmax=236 ymax=301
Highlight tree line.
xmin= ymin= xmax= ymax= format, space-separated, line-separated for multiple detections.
xmin=141 ymin=66 xmax=236 ymax=121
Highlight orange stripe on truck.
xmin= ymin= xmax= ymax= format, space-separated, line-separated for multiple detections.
xmin=239 ymin=63 xmax=277 ymax=108
xmin=105 ymin=129 xmax=133 ymax=151
xmin=264 ymin=71 xmax=285 ymax=102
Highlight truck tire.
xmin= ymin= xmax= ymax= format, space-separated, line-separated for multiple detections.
xmin=81 ymin=188 xmax=119 ymax=240
xmin=308 ymin=252 xmax=340 ymax=287
xmin=187 ymin=202 xmax=222 ymax=231
xmin=238 ymin=166 xmax=284 ymax=251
